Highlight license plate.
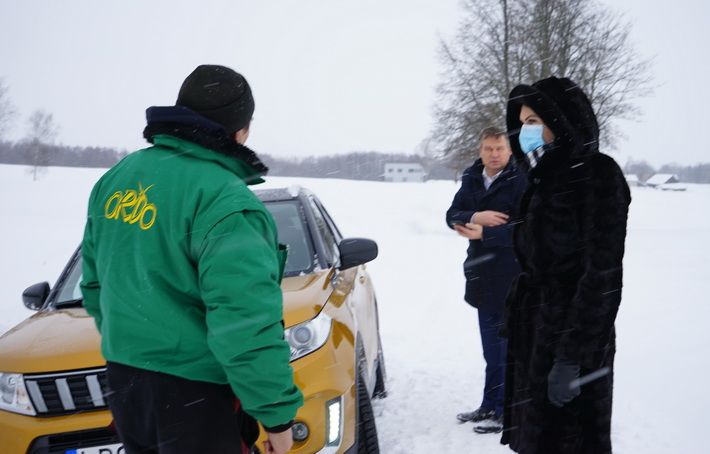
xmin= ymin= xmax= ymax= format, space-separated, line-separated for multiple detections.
xmin=65 ymin=443 xmax=124 ymax=454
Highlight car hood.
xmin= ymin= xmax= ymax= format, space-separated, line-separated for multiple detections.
xmin=0 ymin=270 xmax=334 ymax=374
xmin=281 ymin=269 xmax=333 ymax=327
xmin=0 ymin=308 xmax=104 ymax=374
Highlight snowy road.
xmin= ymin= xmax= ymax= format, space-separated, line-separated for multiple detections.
xmin=1 ymin=164 xmax=708 ymax=453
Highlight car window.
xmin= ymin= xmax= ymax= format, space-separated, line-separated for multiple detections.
xmin=266 ymin=200 xmax=315 ymax=275
xmin=307 ymin=197 xmax=340 ymax=266
xmin=314 ymin=199 xmax=343 ymax=242
xmin=52 ymin=200 xmax=315 ymax=306
xmin=55 ymin=257 xmax=83 ymax=303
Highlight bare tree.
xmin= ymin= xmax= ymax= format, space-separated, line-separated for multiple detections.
xmin=25 ymin=110 xmax=59 ymax=180
xmin=433 ymin=0 xmax=653 ymax=175
xmin=0 ymin=78 xmax=16 ymax=140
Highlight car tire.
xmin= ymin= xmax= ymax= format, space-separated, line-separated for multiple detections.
xmin=357 ymin=372 xmax=380 ymax=454
xmin=372 ymin=337 xmax=387 ymax=399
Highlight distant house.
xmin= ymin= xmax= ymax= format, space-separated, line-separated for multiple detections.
xmin=384 ymin=163 xmax=426 ymax=182
xmin=625 ymin=174 xmax=640 ymax=187
xmin=645 ymin=174 xmax=680 ymax=187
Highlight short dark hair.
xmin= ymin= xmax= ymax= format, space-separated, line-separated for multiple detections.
xmin=479 ymin=127 xmax=508 ymax=143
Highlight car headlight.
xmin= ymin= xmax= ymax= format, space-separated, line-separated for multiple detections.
xmin=0 ymin=372 xmax=36 ymax=416
xmin=285 ymin=311 xmax=332 ymax=361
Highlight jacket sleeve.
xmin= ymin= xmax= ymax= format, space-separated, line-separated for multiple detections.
xmin=198 ymin=210 xmax=303 ymax=430
xmin=555 ymin=157 xmax=631 ymax=369
xmin=80 ymin=186 xmax=102 ymax=332
xmin=480 ymin=224 xmax=514 ymax=248
xmin=446 ymin=171 xmax=478 ymax=228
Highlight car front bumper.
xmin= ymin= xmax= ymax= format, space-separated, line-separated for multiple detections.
xmin=256 ymin=319 xmax=357 ymax=453
xmin=0 ymin=408 xmax=115 ymax=454
xmin=0 ymin=321 xmax=358 ymax=454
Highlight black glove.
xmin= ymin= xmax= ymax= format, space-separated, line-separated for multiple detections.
xmin=547 ymin=359 xmax=581 ymax=407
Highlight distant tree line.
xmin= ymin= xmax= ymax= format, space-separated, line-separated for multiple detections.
xmin=261 ymin=151 xmax=456 ymax=181
xmin=0 ymin=142 xmax=456 ymax=181
xmin=656 ymin=163 xmax=710 ymax=184
xmin=4 ymin=139 xmax=710 ymax=184
xmin=0 ymin=140 xmax=129 ymax=169
xmin=2 ymin=77 xmax=460 ymax=181
xmin=3 ymin=76 xmax=708 ymax=183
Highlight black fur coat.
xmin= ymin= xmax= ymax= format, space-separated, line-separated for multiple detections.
xmin=501 ymin=77 xmax=631 ymax=454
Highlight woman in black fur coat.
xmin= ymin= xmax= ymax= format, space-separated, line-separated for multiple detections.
xmin=501 ymin=76 xmax=631 ymax=453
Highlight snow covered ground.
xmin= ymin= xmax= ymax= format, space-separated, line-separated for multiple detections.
xmin=1 ymin=163 xmax=709 ymax=453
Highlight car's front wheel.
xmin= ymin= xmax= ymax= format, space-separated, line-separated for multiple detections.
xmin=357 ymin=372 xmax=380 ymax=454
xmin=373 ymin=336 xmax=387 ymax=399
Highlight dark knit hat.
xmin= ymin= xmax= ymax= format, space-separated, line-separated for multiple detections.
xmin=176 ymin=65 xmax=254 ymax=134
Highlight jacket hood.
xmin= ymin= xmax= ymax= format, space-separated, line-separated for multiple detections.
xmin=143 ymin=105 xmax=269 ymax=183
xmin=506 ymin=77 xmax=599 ymax=170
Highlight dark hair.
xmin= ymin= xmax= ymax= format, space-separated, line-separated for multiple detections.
xmin=479 ymin=127 xmax=508 ymax=143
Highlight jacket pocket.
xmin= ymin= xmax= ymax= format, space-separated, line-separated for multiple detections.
xmin=277 ymin=243 xmax=288 ymax=282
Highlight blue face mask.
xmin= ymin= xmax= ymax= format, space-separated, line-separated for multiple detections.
xmin=518 ymin=124 xmax=545 ymax=154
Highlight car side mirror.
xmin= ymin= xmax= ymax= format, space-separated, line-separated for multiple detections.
xmin=23 ymin=282 xmax=50 ymax=311
xmin=338 ymin=238 xmax=378 ymax=271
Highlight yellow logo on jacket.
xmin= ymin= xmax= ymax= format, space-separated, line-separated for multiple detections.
xmin=104 ymin=183 xmax=158 ymax=230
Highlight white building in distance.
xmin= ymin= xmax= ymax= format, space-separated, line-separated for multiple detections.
xmin=625 ymin=174 xmax=640 ymax=187
xmin=645 ymin=174 xmax=679 ymax=187
xmin=384 ymin=163 xmax=426 ymax=182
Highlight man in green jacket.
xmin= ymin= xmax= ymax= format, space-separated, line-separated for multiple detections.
xmin=80 ymin=65 xmax=303 ymax=454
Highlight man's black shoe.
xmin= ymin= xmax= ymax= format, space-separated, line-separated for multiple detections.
xmin=456 ymin=407 xmax=495 ymax=423
xmin=473 ymin=415 xmax=503 ymax=434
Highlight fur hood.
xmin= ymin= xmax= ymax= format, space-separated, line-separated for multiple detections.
xmin=506 ymin=76 xmax=599 ymax=172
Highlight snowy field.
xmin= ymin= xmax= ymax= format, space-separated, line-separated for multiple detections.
xmin=1 ymin=163 xmax=709 ymax=453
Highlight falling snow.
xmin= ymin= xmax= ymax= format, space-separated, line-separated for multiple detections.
xmin=0 ymin=164 xmax=708 ymax=453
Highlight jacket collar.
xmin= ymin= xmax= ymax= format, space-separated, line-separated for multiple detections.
xmin=143 ymin=106 xmax=268 ymax=185
xmin=470 ymin=159 xmax=517 ymax=188
xmin=150 ymin=134 xmax=265 ymax=184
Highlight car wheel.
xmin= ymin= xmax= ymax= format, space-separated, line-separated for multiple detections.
xmin=357 ymin=372 xmax=380 ymax=454
xmin=372 ymin=336 xmax=387 ymax=399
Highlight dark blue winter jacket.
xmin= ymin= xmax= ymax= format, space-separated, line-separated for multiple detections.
xmin=446 ymin=159 xmax=527 ymax=313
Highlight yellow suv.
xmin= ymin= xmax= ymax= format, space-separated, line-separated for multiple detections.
xmin=0 ymin=187 xmax=386 ymax=454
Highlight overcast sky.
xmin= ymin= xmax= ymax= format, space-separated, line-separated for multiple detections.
xmin=1 ymin=0 xmax=708 ymax=167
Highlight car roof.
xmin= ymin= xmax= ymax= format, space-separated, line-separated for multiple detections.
xmin=254 ymin=186 xmax=312 ymax=202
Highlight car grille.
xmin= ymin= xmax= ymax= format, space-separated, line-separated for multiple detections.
xmin=24 ymin=368 xmax=109 ymax=416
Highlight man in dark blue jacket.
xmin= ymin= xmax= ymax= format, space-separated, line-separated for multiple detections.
xmin=446 ymin=127 xmax=527 ymax=434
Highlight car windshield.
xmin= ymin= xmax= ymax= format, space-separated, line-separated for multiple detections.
xmin=53 ymin=199 xmax=315 ymax=306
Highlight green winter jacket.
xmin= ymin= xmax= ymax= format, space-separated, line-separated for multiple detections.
xmin=80 ymin=134 xmax=303 ymax=430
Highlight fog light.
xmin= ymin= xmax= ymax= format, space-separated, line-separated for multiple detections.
xmin=325 ymin=397 xmax=342 ymax=446
xmin=292 ymin=422 xmax=309 ymax=442
xmin=317 ymin=396 xmax=344 ymax=453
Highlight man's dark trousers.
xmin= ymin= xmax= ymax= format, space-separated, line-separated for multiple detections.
xmin=446 ymin=159 xmax=526 ymax=419
xmin=478 ymin=310 xmax=507 ymax=417
xmin=106 ymin=362 xmax=254 ymax=454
